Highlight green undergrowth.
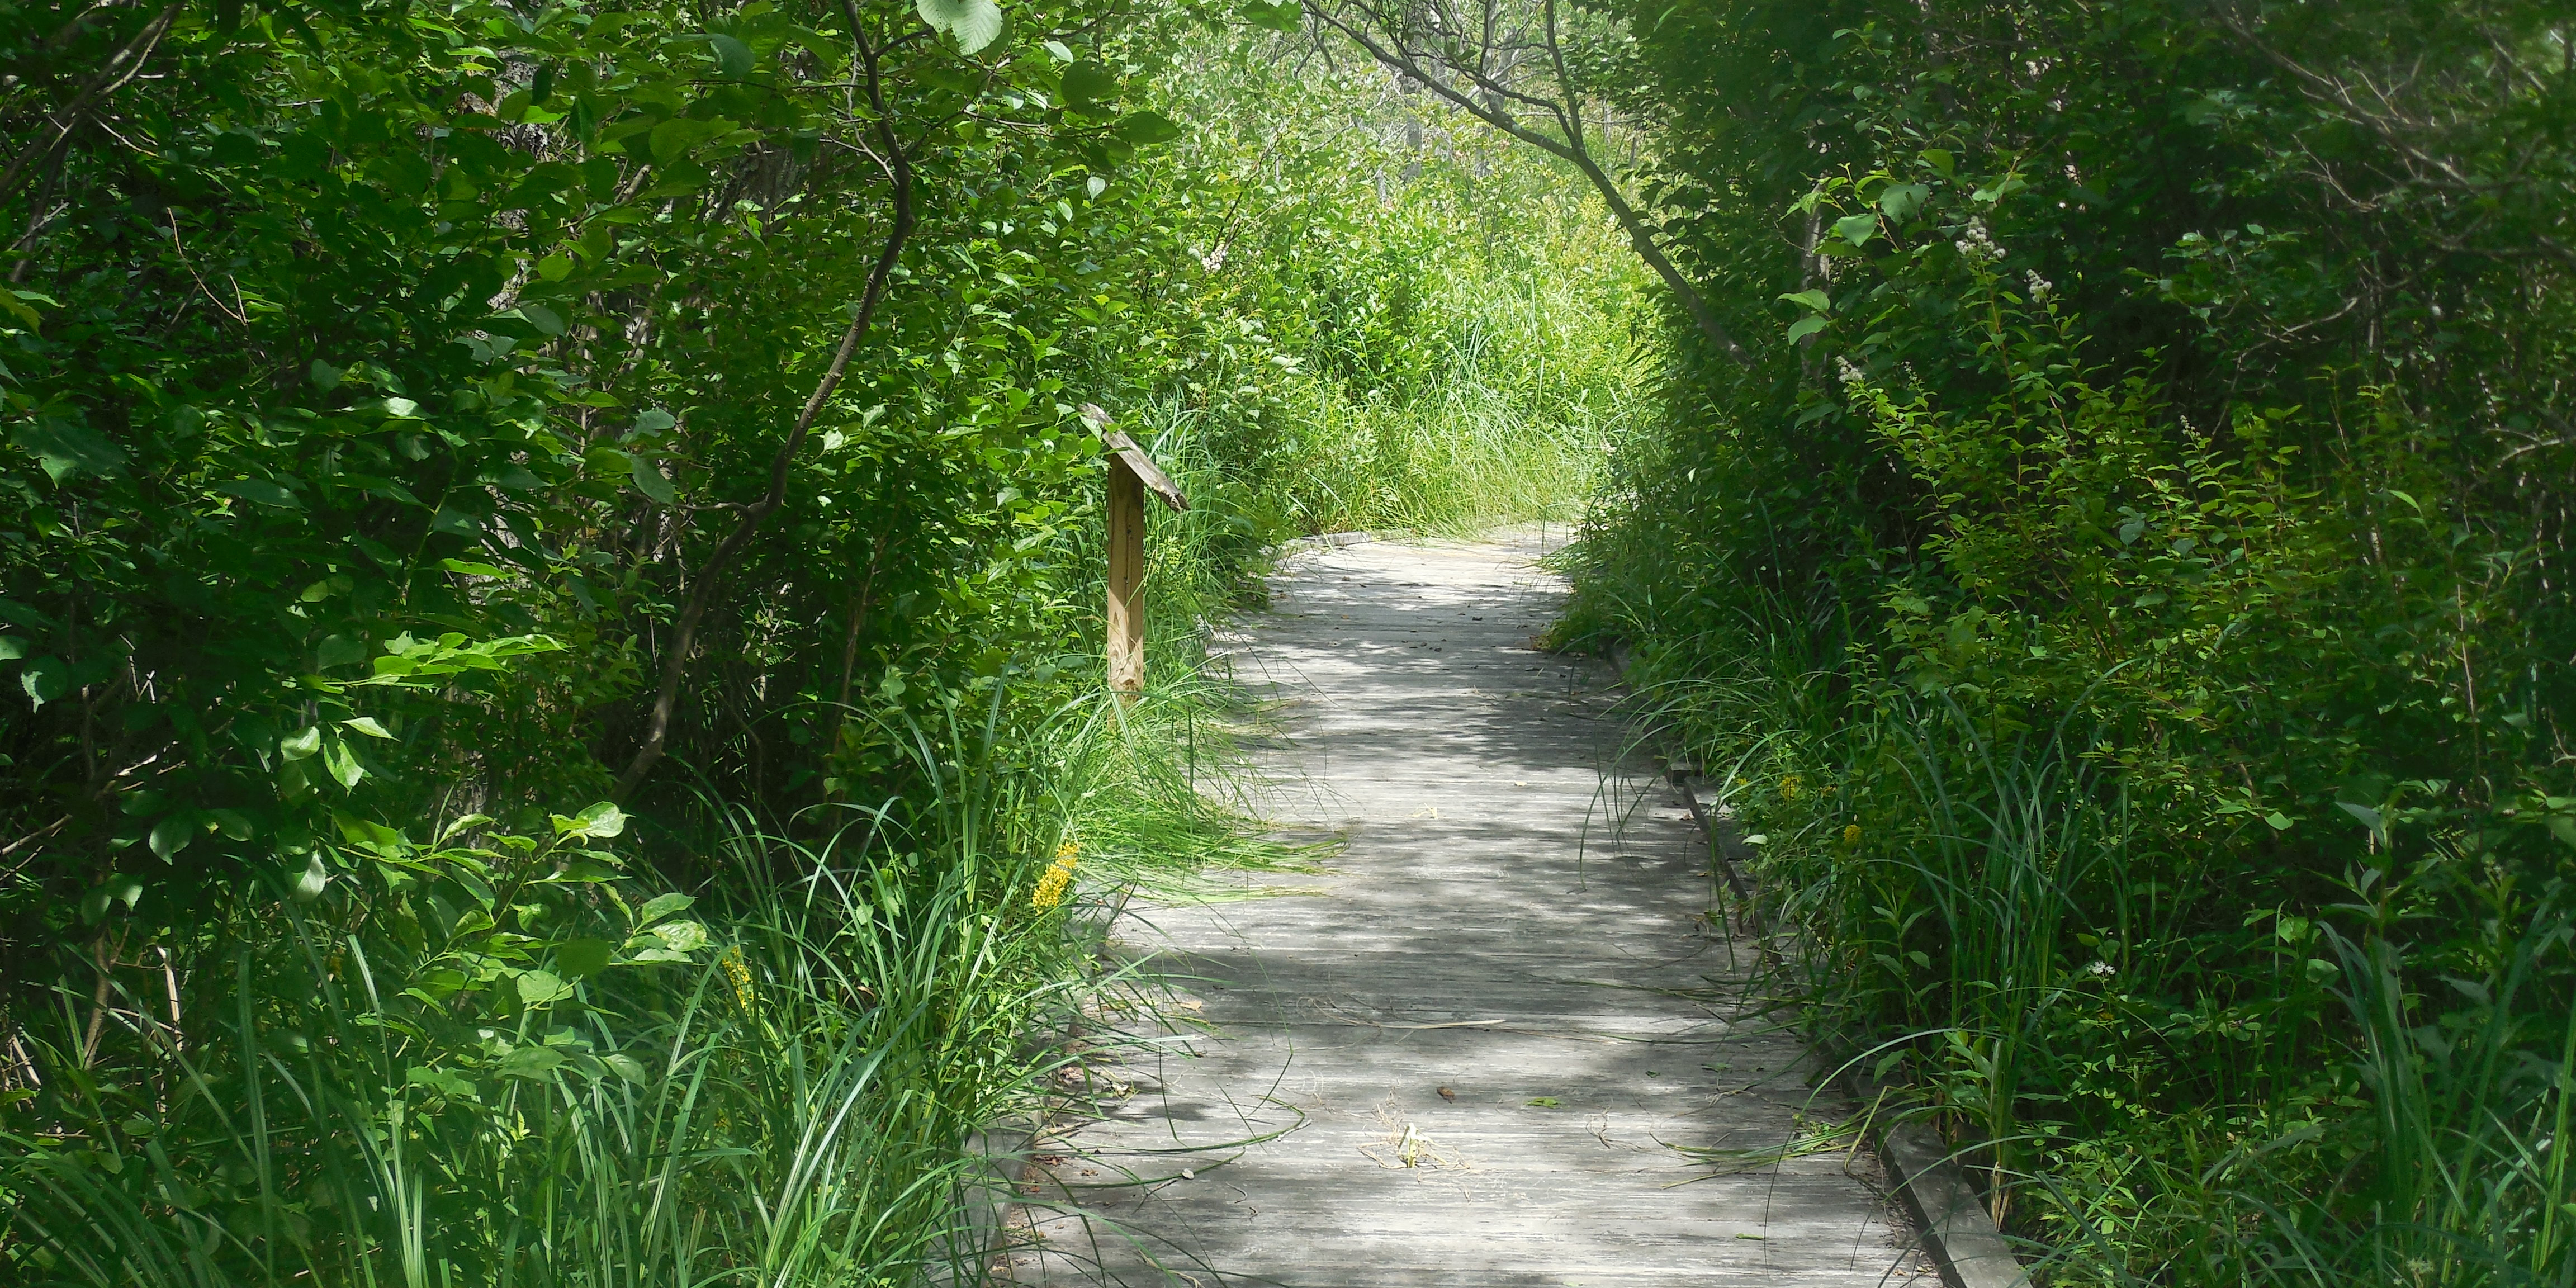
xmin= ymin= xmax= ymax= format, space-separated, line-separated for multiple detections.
xmin=0 ymin=675 xmax=1303 ymax=1287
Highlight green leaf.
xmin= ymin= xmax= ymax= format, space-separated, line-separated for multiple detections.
xmin=1834 ymin=212 xmax=1878 ymax=247
xmin=630 ymin=455 xmax=677 ymax=504
xmin=1919 ymin=149 xmax=1954 ymax=178
xmin=638 ymin=892 xmax=695 ymax=924
xmin=1786 ymin=316 xmax=1829 ymax=343
xmin=441 ymin=558 xmax=510 ymax=577
xmin=555 ymin=938 xmax=616 ymax=979
xmin=13 ymin=420 xmax=127 ymax=484
xmin=1114 ymin=110 xmax=1183 ymax=146
xmin=81 ymin=876 xmax=143 ymax=923
xmin=551 ymin=801 xmax=627 ymax=839
xmin=215 ymin=478 xmax=302 ymax=509
xmin=1878 ymin=183 xmax=1931 ymax=221
xmin=513 ymin=304 xmax=566 ymax=337
xmin=0 ymin=636 xmax=24 ymax=660
xmin=915 ymin=0 xmax=1002 ymax=53
xmin=602 ymin=1053 xmax=649 ymax=1083
xmin=1525 ymin=1096 xmax=1560 ymax=1108
xmin=1777 ymin=289 xmax=1831 ymax=314
xmin=705 ymin=33 xmax=754 ymax=78
xmin=406 ymin=1066 xmax=479 ymax=1100
xmin=1062 ymin=61 xmax=1120 ymax=118
xmin=2264 ymin=811 xmax=2294 ymax=831
xmin=149 ymin=815 xmax=194 ymax=861
xmin=342 ymin=716 xmax=394 ymax=738
xmin=281 ymin=726 xmax=323 ymax=761
xmin=322 ymin=735 xmax=364 ymax=788
xmin=1242 ymin=0 xmax=1300 ymax=31
xmin=291 ymin=853 xmax=330 ymax=902
xmin=317 ymin=634 xmax=368 ymax=669
xmin=209 ymin=809 xmax=255 ymax=841
xmin=515 ymin=970 xmax=574 ymax=1006
xmin=645 ymin=117 xmax=728 ymax=166
xmin=498 ymin=1045 xmax=566 ymax=1078
xmin=20 ymin=656 xmax=68 ymax=708
xmin=309 ymin=359 xmax=344 ymax=391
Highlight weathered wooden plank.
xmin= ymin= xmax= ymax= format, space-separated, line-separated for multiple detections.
xmin=1002 ymin=532 xmax=1931 ymax=1287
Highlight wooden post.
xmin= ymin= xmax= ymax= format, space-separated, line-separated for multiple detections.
xmin=1082 ymin=404 xmax=1188 ymax=700
xmin=1106 ymin=457 xmax=1146 ymax=697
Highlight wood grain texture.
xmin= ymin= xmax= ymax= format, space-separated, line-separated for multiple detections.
xmin=999 ymin=532 xmax=1932 ymax=1287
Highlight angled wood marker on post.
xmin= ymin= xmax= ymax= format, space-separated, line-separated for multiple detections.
xmin=1081 ymin=404 xmax=1187 ymax=698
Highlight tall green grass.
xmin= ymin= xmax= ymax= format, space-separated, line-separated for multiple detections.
xmin=0 ymin=681 xmax=1278 ymax=1286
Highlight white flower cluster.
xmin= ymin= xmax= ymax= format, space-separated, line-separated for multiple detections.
xmin=1835 ymin=356 xmax=1868 ymax=392
xmin=1953 ymin=217 xmax=2001 ymax=264
xmin=2025 ymin=270 xmax=2053 ymax=300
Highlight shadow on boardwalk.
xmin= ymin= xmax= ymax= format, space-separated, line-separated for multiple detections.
xmin=997 ymin=533 xmax=1931 ymax=1288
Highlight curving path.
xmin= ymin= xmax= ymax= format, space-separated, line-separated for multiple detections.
xmin=1000 ymin=532 xmax=1929 ymax=1287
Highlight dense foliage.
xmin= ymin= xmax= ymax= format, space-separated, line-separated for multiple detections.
xmin=1555 ymin=1 xmax=2576 ymax=1281
xmin=0 ymin=0 xmax=1644 ymax=1280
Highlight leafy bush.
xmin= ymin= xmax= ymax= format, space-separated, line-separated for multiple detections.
xmin=1561 ymin=0 xmax=2576 ymax=1280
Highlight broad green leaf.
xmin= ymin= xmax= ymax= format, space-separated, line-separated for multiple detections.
xmin=406 ymin=1066 xmax=479 ymax=1100
xmin=317 ymin=634 xmax=368 ymax=669
xmin=602 ymin=1053 xmax=649 ymax=1083
xmin=652 ymin=920 xmax=708 ymax=953
xmin=80 ymin=875 xmax=142 ymax=923
xmin=1778 ymin=289 xmax=1831 ymax=314
xmin=0 ymin=636 xmax=23 ymax=660
xmin=1243 ymin=0 xmax=1300 ymax=31
xmin=630 ymin=455 xmax=677 ymax=504
xmin=342 ymin=716 xmax=394 ymax=738
xmin=1062 ymin=61 xmax=1120 ymax=118
xmin=705 ymin=33 xmax=754 ymax=78
xmin=555 ymin=938 xmax=615 ymax=979
xmin=1878 ymin=183 xmax=1931 ymax=221
xmin=149 ymin=815 xmax=194 ymax=861
xmin=291 ymin=853 xmax=330 ymax=902
xmin=515 ymin=970 xmax=574 ymax=1006
xmin=916 ymin=0 xmax=1002 ymax=53
xmin=322 ymin=735 xmax=364 ymax=788
xmin=1114 ymin=110 xmax=1182 ymax=146
xmin=215 ymin=478 xmax=302 ymax=509
xmin=514 ymin=304 xmax=566 ymax=337
xmin=1787 ymin=316 xmax=1829 ymax=343
xmin=1919 ymin=149 xmax=1955 ymax=177
xmin=498 ymin=1045 xmax=566 ymax=1078
xmin=638 ymin=892 xmax=695 ymax=924
xmin=1834 ymin=212 xmax=1878 ymax=247
xmin=551 ymin=801 xmax=626 ymax=839
xmin=14 ymin=420 xmax=127 ymax=483
xmin=282 ymin=726 xmax=322 ymax=760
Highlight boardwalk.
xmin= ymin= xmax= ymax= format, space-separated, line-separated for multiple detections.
xmin=1004 ymin=534 xmax=1928 ymax=1287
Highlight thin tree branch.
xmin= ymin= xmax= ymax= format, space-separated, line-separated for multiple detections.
xmin=1310 ymin=1 xmax=1750 ymax=364
xmin=614 ymin=11 xmax=916 ymax=801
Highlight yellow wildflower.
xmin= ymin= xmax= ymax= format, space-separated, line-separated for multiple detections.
xmin=721 ymin=946 xmax=756 ymax=1013
xmin=1033 ymin=840 xmax=1078 ymax=911
xmin=1779 ymin=775 xmax=1805 ymax=801
xmin=1842 ymin=823 xmax=1862 ymax=846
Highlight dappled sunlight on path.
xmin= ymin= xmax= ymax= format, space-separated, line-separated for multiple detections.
xmin=999 ymin=532 xmax=1929 ymax=1287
